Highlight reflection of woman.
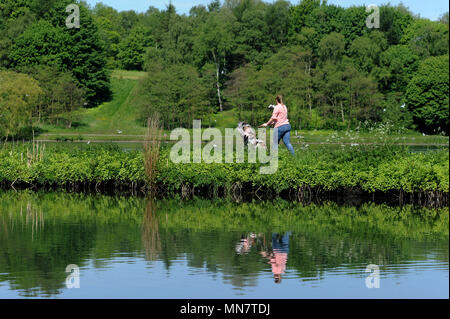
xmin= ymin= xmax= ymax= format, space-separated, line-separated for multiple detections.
xmin=260 ymin=232 xmax=291 ymax=284
xmin=260 ymin=95 xmax=295 ymax=155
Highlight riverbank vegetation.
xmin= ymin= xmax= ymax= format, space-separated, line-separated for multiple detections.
xmin=1 ymin=143 xmax=448 ymax=205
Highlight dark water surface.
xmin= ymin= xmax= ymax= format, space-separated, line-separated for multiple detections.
xmin=0 ymin=191 xmax=448 ymax=299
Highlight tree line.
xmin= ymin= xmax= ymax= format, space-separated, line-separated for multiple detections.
xmin=0 ymin=0 xmax=449 ymax=137
xmin=0 ymin=0 xmax=109 ymax=139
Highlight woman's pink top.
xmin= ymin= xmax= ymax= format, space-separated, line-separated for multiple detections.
xmin=271 ymin=104 xmax=290 ymax=128
xmin=270 ymin=252 xmax=288 ymax=275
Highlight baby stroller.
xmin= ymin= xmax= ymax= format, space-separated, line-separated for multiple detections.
xmin=237 ymin=122 xmax=266 ymax=148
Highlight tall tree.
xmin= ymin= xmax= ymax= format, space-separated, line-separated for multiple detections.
xmin=349 ymin=31 xmax=387 ymax=74
xmin=379 ymin=4 xmax=413 ymax=45
xmin=136 ymin=63 xmax=211 ymax=129
xmin=8 ymin=1 xmax=111 ymax=106
xmin=374 ymin=45 xmax=419 ymax=93
xmin=117 ymin=26 xmax=151 ymax=70
xmin=318 ymin=32 xmax=345 ymax=63
xmin=54 ymin=73 xmax=85 ymax=128
xmin=194 ymin=9 xmax=236 ymax=112
xmin=405 ymin=55 xmax=449 ymax=135
xmin=401 ymin=19 xmax=449 ymax=58
xmin=288 ymin=0 xmax=322 ymax=35
xmin=0 ymin=70 xmax=42 ymax=139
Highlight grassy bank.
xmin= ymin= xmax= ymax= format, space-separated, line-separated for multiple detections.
xmin=0 ymin=143 xmax=448 ymax=204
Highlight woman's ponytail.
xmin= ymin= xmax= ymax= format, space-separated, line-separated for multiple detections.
xmin=276 ymin=95 xmax=283 ymax=104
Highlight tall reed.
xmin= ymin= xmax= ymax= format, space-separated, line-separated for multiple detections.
xmin=143 ymin=115 xmax=162 ymax=193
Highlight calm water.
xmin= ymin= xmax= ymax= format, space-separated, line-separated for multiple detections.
xmin=0 ymin=191 xmax=448 ymax=299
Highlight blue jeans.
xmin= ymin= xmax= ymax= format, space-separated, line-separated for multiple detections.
xmin=274 ymin=124 xmax=295 ymax=155
xmin=272 ymin=232 xmax=291 ymax=253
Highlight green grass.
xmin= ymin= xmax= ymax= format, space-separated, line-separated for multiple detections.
xmin=111 ymin=69 xmax=147 ymax=80
xmin=292 ymin=129 xmax=449 ymax=145
xmin=210 ymin=109 xmax=240 ymax=128
xmin=40 ymin=77 xmax=145 ymax=139
xmin=38 ymin=70 xmax=146 ymax=137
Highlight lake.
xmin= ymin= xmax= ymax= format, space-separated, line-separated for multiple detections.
xmin=0 ymin=191 xmax=448 ymax=299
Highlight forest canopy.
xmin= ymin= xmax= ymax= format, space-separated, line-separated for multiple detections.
xmin=0 ymin=0 xmax=448 ymax=135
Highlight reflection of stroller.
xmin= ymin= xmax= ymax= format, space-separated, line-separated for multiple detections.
xmin=237 ymin=122 xmax=266 ymax=148
xmin=235 ymin=233 xmax=260 ymax=255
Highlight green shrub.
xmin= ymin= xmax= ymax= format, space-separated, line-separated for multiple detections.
xmin=0 ymin=143 xmax=448 ymax=194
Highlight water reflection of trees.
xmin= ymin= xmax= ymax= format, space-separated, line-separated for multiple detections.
xmin=0 ymin=192 xmax=144 ymax=297
xmin=0 ymin=191 xmax=448 ymax=297
xmin=25 ymin=202 xmax=44 ymax=241
xmin=0 ymin=201 xmax=88 ymax=297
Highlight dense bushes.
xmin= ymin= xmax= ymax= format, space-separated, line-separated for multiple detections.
xmin=157 ymin=146 xmax=449 ymax=195
xmin=0 ymin=144 xmax=145 ymax=186
xmin=1 ymin=144 xmax=448 ymax=198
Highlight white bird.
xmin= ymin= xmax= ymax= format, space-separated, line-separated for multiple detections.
xmin=87 ymin=141 xmax=91 ymax=145
xmin=117 ymin=130 xmax=122 ymax=134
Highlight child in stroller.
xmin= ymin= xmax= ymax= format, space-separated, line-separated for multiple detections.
xmin=237 ymin=122 xmax=266 ymax=148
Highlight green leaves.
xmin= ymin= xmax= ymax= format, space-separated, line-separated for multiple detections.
xmin=401 ymin=19 xmax=449 ymax=58
xmin=318 ymin=32 xmax=345 ymax=63
xmin=0 ymin=70 xmax=42 ymax=138
xmin=405 ymin=55 xmax=449 ymax=135
xmin=155 ymin=146 xmax=449 ymax=195
xmin=7 ymin=2 xmax=110 ymax=106
xmin=9 ymin=20 xmax=70 ymax=68
xmin=135 ymin=63 xmax=211 ymax=129
xmin=0 ymin=144 xmax=448 ymax=196
xmin=117 ymin=26 xmax=151 ymax=70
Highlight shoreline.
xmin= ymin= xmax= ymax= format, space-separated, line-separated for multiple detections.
xmin=1 ymin=144 xmax=448 ymax=208
xmin=2 ymin=182 xmax=448 ymax=208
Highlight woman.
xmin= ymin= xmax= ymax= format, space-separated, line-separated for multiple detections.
xmin=260 ymin=95 xmax=295 ymax=155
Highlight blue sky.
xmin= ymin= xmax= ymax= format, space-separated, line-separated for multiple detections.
xmin=85 ymin=0 xmax=449 ymax=21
